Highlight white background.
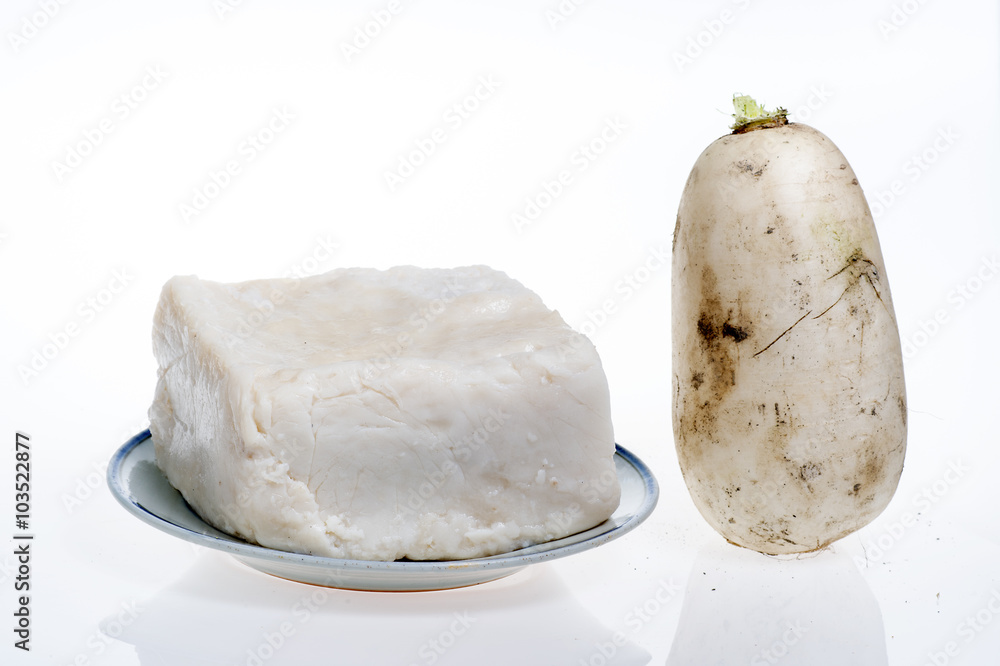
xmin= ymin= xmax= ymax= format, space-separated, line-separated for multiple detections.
xmin=2 ymin=0 xmax=999 ymax=664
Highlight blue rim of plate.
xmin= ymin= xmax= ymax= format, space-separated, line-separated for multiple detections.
xmin=108 ymin=430 xmax=658 ymax=591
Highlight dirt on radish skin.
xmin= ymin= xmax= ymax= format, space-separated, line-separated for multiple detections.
xmin=671 ymin=101 xmax=907 ymax=555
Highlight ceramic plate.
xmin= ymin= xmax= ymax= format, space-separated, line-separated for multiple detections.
xmin=108 ymin=430 xmax=658 ymax=591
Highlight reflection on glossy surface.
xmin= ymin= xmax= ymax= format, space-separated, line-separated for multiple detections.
xmin=103 ymin=550 xmax=651 ymax=665
xmin=666 ymin=541 xmax=888 ymax=666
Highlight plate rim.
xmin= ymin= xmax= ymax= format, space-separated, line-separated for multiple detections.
xmin=108 ymin=430 xmax=659 ymax=580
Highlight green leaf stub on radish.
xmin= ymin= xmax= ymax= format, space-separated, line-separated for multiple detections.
xmin=671 ymin=107 xmax=907 ymax=555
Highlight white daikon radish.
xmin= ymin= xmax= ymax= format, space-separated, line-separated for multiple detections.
xmin=671 ymin=96 xmax=907 ymax=554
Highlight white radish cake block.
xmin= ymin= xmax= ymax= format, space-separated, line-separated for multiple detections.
xmin=148 ymin=266 xmax=620 ymax=561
